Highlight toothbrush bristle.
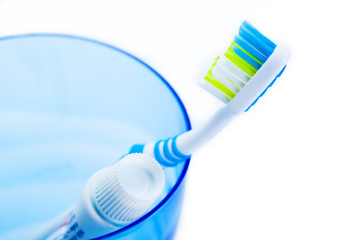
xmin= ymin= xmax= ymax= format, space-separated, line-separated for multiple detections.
xmin=204 ymin=21 xmax=276 ymax=103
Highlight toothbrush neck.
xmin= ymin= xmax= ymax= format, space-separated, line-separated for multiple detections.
xmin=175 ymin=106 xmax=234 ymax=156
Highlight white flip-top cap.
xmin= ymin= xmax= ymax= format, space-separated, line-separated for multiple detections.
xmin=90 ymin=153 xmax=165 ymax=225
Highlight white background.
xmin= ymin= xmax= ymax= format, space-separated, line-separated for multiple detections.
xmin=1 ymin=0 xmax=359 ymax=239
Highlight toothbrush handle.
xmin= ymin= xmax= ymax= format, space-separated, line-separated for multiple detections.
xmin=176 ymin=107 xmax=233 ymax=155
xmin=129 ymin=107 xmax=234 ymax=166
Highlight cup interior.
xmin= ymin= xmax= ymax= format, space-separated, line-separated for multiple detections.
xmin=0 ymin=34 xmax=190 ymax=239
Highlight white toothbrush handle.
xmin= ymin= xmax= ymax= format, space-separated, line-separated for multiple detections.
xmin=133 ymin=106 xmax=234 ymax=166
xmin=176 ymin=107 xmax=233 ymax=156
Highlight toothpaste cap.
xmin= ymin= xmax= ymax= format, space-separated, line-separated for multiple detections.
xmin=91 ymin=153 xmax=165 ymax=225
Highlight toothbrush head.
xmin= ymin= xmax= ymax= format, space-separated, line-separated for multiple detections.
xmin=203 ymin=21 xmax=291 ymax=114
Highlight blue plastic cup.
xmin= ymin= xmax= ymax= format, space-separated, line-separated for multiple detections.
xmin=0 ymin=34 xmax=190 ymax=239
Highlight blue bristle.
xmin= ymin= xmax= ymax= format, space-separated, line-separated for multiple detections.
xmin=238 ymin=28 xmax=273 ymax=58
xmin=232 ymin=44 xmax=261 ymax=70
xmin=239 ymin=24 xmax=275 ymax=58
xmin=234 ymin=35 xmax=267 ymax=64
xmin=243 ymin=21 xmax=276 ymax=49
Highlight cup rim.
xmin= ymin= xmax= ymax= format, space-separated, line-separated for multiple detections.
xmin=0 ymin=33 xmax=192 ymax=238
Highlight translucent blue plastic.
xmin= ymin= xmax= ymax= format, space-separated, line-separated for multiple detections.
xmin=0 ymin=34 xmax=191 ymax=239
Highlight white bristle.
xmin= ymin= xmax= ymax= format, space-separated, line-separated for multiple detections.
xmin=203 ymin=56 xmax=251 ymax=103
xmin=211 ymin=66 xmax=241 ymax=93
xmin=200 ymin=80 xmax=231 ymax=103
xmin=217 ymin=57 xmax=248 ymax=87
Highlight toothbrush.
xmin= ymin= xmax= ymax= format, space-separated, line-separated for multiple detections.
xmin=129 ymin=21 xmax=291 ymax=166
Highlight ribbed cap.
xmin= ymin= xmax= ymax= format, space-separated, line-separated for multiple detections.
xmin=91 ymin=153 xmax=165 ymax=225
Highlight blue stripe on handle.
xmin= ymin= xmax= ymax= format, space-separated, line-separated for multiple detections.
xmin=163 ymin=138 xmax=183 ymax=165
xmin=154 ymin=140 xmax=176 ymax=167
xmin=171 ymin=135 xmax=191 ymax=160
